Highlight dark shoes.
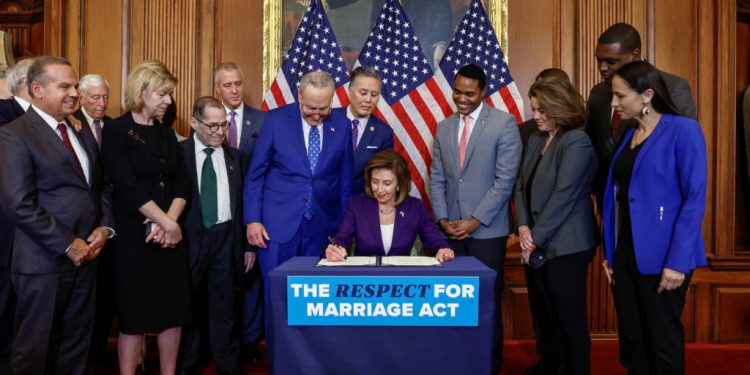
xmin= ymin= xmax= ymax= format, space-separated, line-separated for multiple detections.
xmin=241 ymin=342 xmax=262 ymax=364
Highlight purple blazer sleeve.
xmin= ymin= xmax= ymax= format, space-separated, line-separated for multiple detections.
xmin=411 ymin=197 xmax=451 ymax=253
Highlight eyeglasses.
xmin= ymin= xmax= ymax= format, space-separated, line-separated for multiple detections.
xmin=193 ymin=117 xmax=229 ymax=133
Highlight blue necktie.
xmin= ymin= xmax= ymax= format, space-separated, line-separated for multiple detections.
xmin=304 ymin=126 xmax=320 ymax=219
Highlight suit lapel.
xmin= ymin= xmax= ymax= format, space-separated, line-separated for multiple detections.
xmin=631 ymin=114 xmax=672 ymax=175
xmin=355 ymin=118 xmax=376 ymax=152
xmin=27 ymin=109 xmax=87 ymax=184
xmin=462 ymin=105 xmax=490 ymax=170
xmin=184 ymin=138 xmax=202 ymax=214
xmin=223 ymin=144 xmax=239 ymax=217
xmin=68 ymin=118 xmax=97 ymax=186
xmin=318 ymin=118 xmax=337 ymax=174
xmin=239 ymin=106 xmax=254 ymax=151
xmin=365 ymin=198 xmax=385 ymax=254
xmin=287 ymin=108 xmax=312 ymax=174
xmin=447 ymin=114 xmax=461 ymax=177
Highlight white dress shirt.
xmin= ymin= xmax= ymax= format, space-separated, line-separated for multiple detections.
xmin=194 ymin=135 xmax=232 ymax=224
xmin=380 ymin=223 xmax=394 ymax=254
xmin=224 ymin=102 xmax=244 ymax=146
xmin=346 ymin=106 xmax=369 ymax=147
xmin=33 ymin=104 xmax=90 ymax=184
xmin=13 ymin=96 xmax=31 ymax=111
xmin=302 ymin=117 xmax=324 ymax=154
xmin=457 ymin=102 xmax=484 ymax=144
xmin=80 ymin=107 xmax=103 ymax=143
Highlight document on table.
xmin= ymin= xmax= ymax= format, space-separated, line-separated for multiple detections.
xmin=316 ymin=256 xmax=378 ymax=266
xmin=381 ymin=256 xmax=441 ymax=267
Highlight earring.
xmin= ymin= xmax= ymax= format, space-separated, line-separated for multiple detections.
xmin=642 ymin=105 xmax=650 ymax=116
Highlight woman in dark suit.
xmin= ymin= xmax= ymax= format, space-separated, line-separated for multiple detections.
xmin=101 ymin=60 xmax=191 ymax=375
xmin=325 ymin=150 xmax=454 ymax=262
xmin=602 ymin=60 xmax=707 ymax=374
xmin=514 ymin=76 xmax=598 ymax=374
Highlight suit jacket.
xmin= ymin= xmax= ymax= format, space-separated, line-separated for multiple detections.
xmin=519 ymin=119 xmax=537 ymax=151
xmin=603 ymin=114 xmax=707 ymax=274
xmin=0 ymin=99 xmax=23 ymax=268
xmin=73 ymin=108 xmax=113 ymax=145
xmin=236 ymin=104 xmax=266 ymax=173
xmin=243 ymin=103 xmax=353 ymax=244
xmin=332 ymin=194 xmax=450 ymax=256
xmin=0 ymin=98 xmax=25 ymax=127
xmin=0 ymin=107 xmax=113 ymax=274
xmin=181 ymin=137 xmax=249 ymax=282
xmin=430 ymin=104 xmax=522 ymax=239
xmin=333 ymin=107 xmax=394 ymax=194
xmin=587 ymin=69 xmax=696 ymax=212
xmin=514 ymin=129 xmax=598 ymax=259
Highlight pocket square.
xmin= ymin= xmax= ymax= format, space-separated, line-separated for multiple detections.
xmin=366 ymin=145 xmax=378 ymax=149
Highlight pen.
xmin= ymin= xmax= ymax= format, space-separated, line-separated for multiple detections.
xmin=327 ymin=236 xmax=347 ymax=259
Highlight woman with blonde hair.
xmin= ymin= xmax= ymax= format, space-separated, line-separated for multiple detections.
xmin=101 ymin=60 xmax=191 ymax=375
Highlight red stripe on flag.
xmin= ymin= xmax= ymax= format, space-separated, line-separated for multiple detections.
xmin=499 ymin=86 xmax=523 ymax=124
xmin=270 ymin=80 xmax=287 ymax=109
xmin=424 ymin=77 xmax=453 ymax=119
xmin=335 ymin=86 xmax=350 ymax=108
xmin=392 ymin=137 xmax=432 ymax=217
xmin=389 ymin=101 xmax=433 ymax=171
xmin=407 ymin=90 xmax=437 ymax=134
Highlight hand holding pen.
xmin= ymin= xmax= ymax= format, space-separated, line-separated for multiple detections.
xmin=325 ymin=236 xmax=348 ymax=262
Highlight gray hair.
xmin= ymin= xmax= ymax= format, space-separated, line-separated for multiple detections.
xmin=214 ymin=61 xmax=244 ymax=85
xmin=27 ymin=56 xmax=72 ymax=97
xmin=298 ymin=70 xmax=335 ymax=94
xmin=7 ymin=58 xmax=34 ymax=96
xmin=78 ymin=74 xmax=109 ymax=94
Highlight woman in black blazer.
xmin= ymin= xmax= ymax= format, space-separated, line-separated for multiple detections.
xmin=101 ymin=61 xmax=191 ymax=375
xmin=513 ymin=75 xmax=598 ymax=374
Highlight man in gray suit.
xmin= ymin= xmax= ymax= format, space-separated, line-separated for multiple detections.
xmin=430 ymin=64 xmax=522 ymax=373
xmin=0 ymin=56 xmax=114 ymax=375
xmin=586 ymin=23 xmax=696 ymax=212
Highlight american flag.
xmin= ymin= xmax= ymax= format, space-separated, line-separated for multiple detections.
xmin=261 ymin=0 xmax=350 ymax=111
xmin=434 ymin=0 xmax=524 ymax=123
xmin=355 ymin=0 xmax=453 ymax=206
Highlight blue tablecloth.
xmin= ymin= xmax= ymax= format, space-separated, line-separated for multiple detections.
xmin=268 ymin=256 xmax=497 ymax=375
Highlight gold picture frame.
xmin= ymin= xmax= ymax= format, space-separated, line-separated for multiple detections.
xmin=262 ymin=0 xmax=509 ymax=91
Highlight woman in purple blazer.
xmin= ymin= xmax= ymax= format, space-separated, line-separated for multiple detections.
xmin=325 ymin=150 xmax=454 ymax=262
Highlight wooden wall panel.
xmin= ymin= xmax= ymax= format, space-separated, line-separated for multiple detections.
xmin=712 ymin=287 xmax=750 ymax=343
xmin=219 ymin=0 xmax=264 ymax=108
xmin=81 ymin=0 xmax=123 ymax=118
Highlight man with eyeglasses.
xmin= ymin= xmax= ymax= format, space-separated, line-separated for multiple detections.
xmin=177 ymin=96 xmax=248 ymax=375
xmin=244 ymin=70 xmax=353 ymax=335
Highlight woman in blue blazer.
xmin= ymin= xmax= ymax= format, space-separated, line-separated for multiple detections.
xmin=325 ymin=150 xmax=454 ymax=262
xmin=602 ymin=60 xmax=707 ymax=374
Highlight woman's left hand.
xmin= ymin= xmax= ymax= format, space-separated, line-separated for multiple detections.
xmin=657 ymin=268 xmax=685 ymax=293
xmin=435 ymin=248 xmax=455 ymax=263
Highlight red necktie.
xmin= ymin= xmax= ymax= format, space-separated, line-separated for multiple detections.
xmin=458 ymin=114 xmax=471 ymax=169
xmin=611 ymin=111 xmax=622 ymax=142
xmin=57 ymin=123 xmax=84 ymax=176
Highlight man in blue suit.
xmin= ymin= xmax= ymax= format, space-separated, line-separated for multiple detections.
xmin=334 ymin=66 xmax=393 ymax=194
xmin=214 ymin=61 xmax=266 ymax=362
xmin=244 ymin=69 xmax=353 ymax=326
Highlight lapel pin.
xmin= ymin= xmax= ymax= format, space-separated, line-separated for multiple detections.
xmin=229 ymin=165 xmax=233 ymax=171
xmin=330 ymin=127 xmax=335 ymax=132
xmin=370 ymin=126 xmax=375 ymax=132
xmin=245 ymin=120 xmax=251 ymax=125
xmin=481 ymin=118 xmax=487 ymax=124
xmin=399 ymin=211 xmax=404 ymax=217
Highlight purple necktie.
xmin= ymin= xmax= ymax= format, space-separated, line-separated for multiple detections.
xmin=351 ymin=119 xmax=359 ymax=150
xmin=228 ymin=111 xmax=238 ymax=148
xmin=93 ymin=119 xmax=102 ymax=148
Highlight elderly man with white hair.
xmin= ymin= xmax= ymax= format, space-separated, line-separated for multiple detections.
xmin=0 ymin=58 xmax=34 ymax=126
xmin=74 ymin=73 xmax=112 ymax=147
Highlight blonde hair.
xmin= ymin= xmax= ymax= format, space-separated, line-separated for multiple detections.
xmin=124 ymin=60 xmax=177 ymax=112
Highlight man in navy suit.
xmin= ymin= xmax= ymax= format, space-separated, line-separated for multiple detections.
xmin=0 ymin=57 xmax=34 ymax=373
xmin=334 ymin=66 xmax=393 ymax=194
xmin=0 ymin=56 xmax=114 ymax=375
xmin=178 ymin=97 xmax=249 ymax=375
xmin=214 ymin=61 xmax=265 ymax=361
xmin=244 ymin=70 xmax=353 ymax=325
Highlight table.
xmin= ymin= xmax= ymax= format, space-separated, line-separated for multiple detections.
xmin=268 ymin=256 xmax=497 ymax=375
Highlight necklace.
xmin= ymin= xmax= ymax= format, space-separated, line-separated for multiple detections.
xmin=379 ymin=206 xmax=395 ymax=214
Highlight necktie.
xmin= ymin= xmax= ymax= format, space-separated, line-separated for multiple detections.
xmin=228 ymin=111 xmax=238 ymax=148
xmin=305 ymin=126 xmax=321 ymax=219
xmin=201 ymin=148 xmax=218 ymax=228
xmin=611 ymin=110 xmax=622 ymax=142
xmin=351 ymin=119 xmax=359 ymax=150
xmin=93 ymin=119 xmax=102 ymax=148
xmin=57 ymin=123 xmax=84 ymax=176
xmin=458 ymin=114 xmax=471 ymax=169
